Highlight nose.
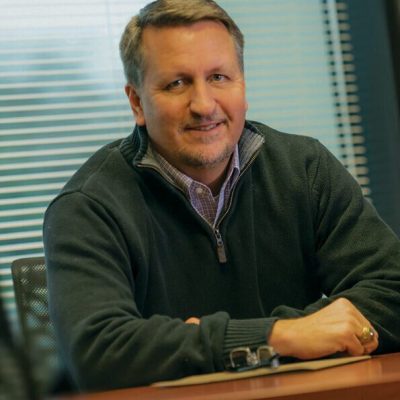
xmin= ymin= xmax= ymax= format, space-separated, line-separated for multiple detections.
xmin=189 ymin=81 xmax=217 ymax=117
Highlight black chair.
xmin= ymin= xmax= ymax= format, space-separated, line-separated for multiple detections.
xmin=0 ymin=292 xmax=37 ymax=400
xmin=11 ymin=256 xmax=61 ymax=398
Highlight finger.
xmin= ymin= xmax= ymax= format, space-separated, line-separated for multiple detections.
xmin=342 ymin=324 xmax=373 ymax=356
xmin=358 ymin=326 xmax=375 ymax=344
xmin=363 ymin=341 xmax=378 ymax=354
xmin=185 ymin=317 xmax=200 ymax=325
xmin=372 ymin=326 xmax=379 ymax=340
xmin=362 ymin=329 xmax=379 ymax=354
xmin=354 ymin=323 xmax=379 ymax=354
xmin=345 ymin=334 xmax=366 ymax=356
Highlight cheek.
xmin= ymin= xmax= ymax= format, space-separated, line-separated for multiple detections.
xmin=221 ymin=87 xmax=247 ymax=112
xmin=229 ymin=99 xmax=248 ymax=126
xmin=146 ymin=98 xmax=183 ymax=124
xmin=235 ymin=96 xmax=247 ymax=112
xmin=142 ymin=99 xmax=185 ymax=147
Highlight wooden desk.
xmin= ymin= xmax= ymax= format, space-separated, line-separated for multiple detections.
xmin=55 ymin=353 xmax=400 ymax=400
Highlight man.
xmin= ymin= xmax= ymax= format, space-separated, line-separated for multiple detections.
xmin=43 ymin=0 xmax=400 ymax=391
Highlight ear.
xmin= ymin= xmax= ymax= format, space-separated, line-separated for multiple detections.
xmin=125 ymin=84 xmax=146 ymax=126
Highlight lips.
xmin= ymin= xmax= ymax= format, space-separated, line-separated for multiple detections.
xmin=185 ymin=121 xmax=224 ymax=131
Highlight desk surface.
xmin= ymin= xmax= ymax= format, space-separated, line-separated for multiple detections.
xmin=56 ymin=352 xmax=400 ymax=400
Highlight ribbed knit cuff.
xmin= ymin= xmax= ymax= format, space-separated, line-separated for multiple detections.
xmin=222 ymin=317 xmax=278 ymax=369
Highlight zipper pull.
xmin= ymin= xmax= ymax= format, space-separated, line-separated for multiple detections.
xmin=214 ymin=228 xmax=227 ymax=263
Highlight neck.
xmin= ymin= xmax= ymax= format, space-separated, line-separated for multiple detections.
xmin=183 ymin=161 xmax=231 ymax=195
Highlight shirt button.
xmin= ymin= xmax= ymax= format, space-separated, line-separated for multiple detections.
xmin=195 ymin=187 xmax=204 ymax=195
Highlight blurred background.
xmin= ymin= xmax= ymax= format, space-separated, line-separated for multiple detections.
xmin=0 ymin=0 xmax=399 ymax=392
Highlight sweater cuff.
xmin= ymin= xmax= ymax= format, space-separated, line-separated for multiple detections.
xmin=222 ymin=317 xmax=278 ymax=368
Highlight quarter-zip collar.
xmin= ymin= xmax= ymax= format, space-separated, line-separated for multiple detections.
xmin=119 ymin=121 xmax=265 ymax=264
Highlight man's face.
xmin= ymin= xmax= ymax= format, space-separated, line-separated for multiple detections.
xmin=126 ymin=20 xmax=247 ymax=180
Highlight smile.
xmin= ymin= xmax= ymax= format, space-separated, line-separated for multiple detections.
xmin=185 ymin=121 xmax=224 ymax=132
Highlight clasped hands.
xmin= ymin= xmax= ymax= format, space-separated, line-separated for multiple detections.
xmin=185 ymin=298 xmax=378 ymax=359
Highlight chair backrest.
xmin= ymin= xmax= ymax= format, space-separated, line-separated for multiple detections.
xmin=0 ymin=292 xmax=37 ymax=400
xmin=11 ymin=256 xmax=60 ymax=397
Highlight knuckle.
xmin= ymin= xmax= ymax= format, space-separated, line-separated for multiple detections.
xmin=336 ymin=297 xmax=350 ymax=307
xmin=341 ymin=321 xmax=354 ymax=336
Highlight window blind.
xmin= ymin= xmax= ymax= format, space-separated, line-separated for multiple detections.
xmin=219 ymin=0 xmax=369 ymax=191
xmin=0 ymin=0 xmax=146 ymax=321
xmin=0 ymin=0 xmax=372 ymax=322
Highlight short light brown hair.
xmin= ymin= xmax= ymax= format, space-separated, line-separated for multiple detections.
xmin=119 ymin=0 xmax=244 ymax=88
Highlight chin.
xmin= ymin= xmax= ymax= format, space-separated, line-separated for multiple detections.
xmin=180 ymin=148 xmax=233 ymax=169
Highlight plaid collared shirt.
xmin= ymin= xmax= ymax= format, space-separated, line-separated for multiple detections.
xmin=148 ymin=144 xmax=240 ymax=227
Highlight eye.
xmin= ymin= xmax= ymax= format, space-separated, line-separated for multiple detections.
xmin=165 ymin=79 xmax=185 ymax=91
xmin=211 ymin=74 xmax=227 ymax=82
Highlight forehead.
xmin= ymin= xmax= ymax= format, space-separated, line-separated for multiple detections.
xmin=140 ymin=20 xmax=238 ymax=74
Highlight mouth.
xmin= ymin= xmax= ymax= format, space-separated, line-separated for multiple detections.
xmin=185 ymin=120 xmax=225 ymax=132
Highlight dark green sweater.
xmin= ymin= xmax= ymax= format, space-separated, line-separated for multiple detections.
xmin=43 ymin=121 xmax=400 ymax=391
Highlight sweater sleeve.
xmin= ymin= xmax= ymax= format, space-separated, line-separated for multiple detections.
xmin=44 ymin=192 xmax=230 ymax=391
xmin=271 ymin=142 xmax=400 ymax=354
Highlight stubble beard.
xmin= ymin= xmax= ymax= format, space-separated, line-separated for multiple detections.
xmin=177 ymin=141 xmax=235 ymax=169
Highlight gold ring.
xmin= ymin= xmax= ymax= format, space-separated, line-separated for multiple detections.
xmin=359 ymin=326 xmax=374 ymax=344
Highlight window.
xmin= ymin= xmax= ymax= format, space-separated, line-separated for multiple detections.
xmin=0 ymin=0 xmax=144 ymax=320
xmin=1 ymin=0 xmax=399 ymax=322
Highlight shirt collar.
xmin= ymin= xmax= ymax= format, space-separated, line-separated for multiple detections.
xmin=149 ymin=143 xmax=240 ymax=198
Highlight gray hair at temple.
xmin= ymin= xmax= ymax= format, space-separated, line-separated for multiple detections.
xmin=119 ymin=0 xmax=245 ymax=88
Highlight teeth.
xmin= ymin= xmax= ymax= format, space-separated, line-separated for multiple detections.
xmin=196 ymin=124 xmax=217 ymax=131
